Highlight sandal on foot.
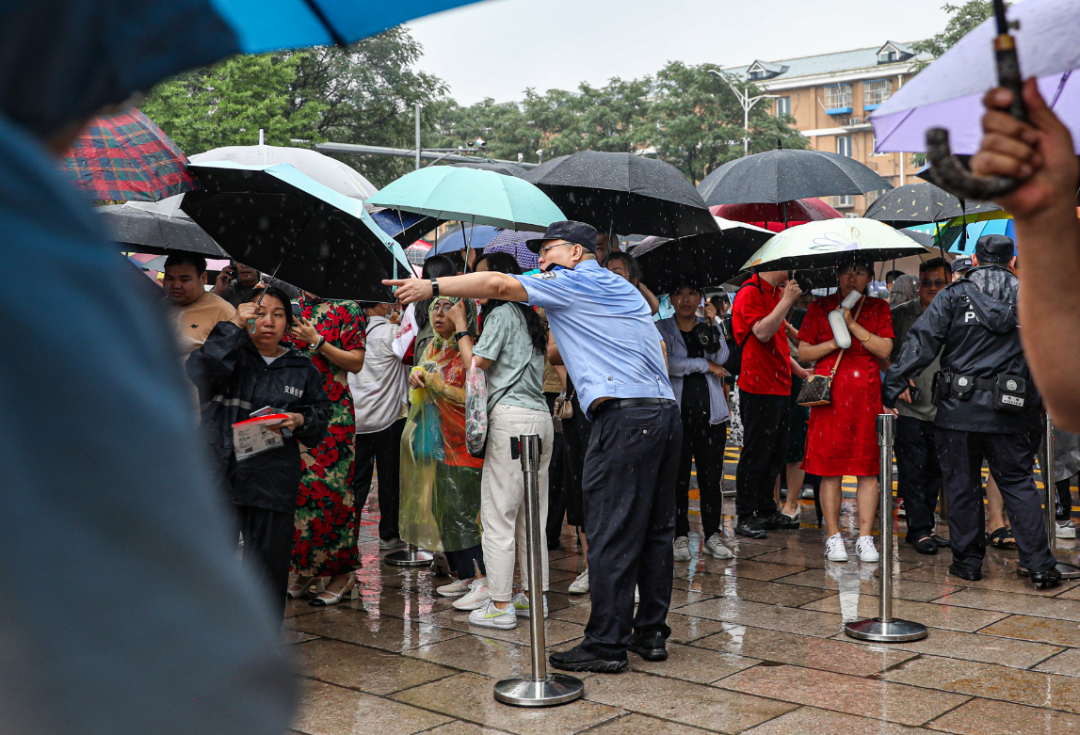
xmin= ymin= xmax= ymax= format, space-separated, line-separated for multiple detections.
xmin=987 ymin=527 xmax=1018 ymax=550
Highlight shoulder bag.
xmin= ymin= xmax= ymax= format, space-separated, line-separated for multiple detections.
xmin=796 ymin=297 xmax=866 ymax=408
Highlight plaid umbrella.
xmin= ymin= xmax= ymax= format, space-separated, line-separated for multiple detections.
xmin=484 ymin=229 xmax=543 ymax=271
xmin=405 ymin=240 xmax=432 ymax=266
xmin=63 ymin=109 xmax=196 ymax=204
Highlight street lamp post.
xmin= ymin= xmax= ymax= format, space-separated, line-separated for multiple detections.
xmin=708 ymin=69 xmax=779 ymax=157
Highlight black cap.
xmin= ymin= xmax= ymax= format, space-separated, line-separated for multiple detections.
xmin=951 ymin=256 xmax=973 ymax=274
xmin=526 ymin=220 xmax=597 ymax=254
xmin=975 ymin=234 xmax=1015 ymax=264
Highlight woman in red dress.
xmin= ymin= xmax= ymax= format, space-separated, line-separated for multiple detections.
xmin=797 ymin=262 xmax=894 ymax=564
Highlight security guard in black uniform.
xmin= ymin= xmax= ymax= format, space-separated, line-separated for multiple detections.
xmin=884 ymin=235 xmax=1060 ymax=588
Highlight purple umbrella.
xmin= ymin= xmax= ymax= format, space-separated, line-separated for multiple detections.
xmin=484 ymin=229 xmax=544 ymax=271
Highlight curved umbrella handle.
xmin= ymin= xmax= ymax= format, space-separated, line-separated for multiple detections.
xmin=925 ymin=127 xmax=1022 ymax=200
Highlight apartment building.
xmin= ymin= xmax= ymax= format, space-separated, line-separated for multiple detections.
xmin=725 ymin=41 xmax=932 ymax=216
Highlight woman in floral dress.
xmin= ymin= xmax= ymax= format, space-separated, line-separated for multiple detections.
xmin=285 ymin=292 xmax=367 ymax=606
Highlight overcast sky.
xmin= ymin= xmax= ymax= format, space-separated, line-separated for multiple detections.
xmin=407 ymin=0 xmax=953 ymax=104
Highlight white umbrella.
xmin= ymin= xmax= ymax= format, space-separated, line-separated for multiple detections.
xmin=740 ymin=218 xmax=931 ymax=273
xmin=871 ymin=0 xmax=1080 ymax=155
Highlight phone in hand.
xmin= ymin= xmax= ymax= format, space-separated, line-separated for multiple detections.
xmin=291 ymin=303 xmax=302 ymax=321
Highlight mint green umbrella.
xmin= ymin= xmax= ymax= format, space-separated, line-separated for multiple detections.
xmin=367 ymin=166 xmax=565 ymax=231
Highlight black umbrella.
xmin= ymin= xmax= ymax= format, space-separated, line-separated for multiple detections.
xmin=629 ymin=217 xmax=773 ymax=294
xmin=697 ymin=146 xmax=892 ymax=206
xmin=524 ymin=151 xmax=718 ymax=238
xmin=181 ymin=161 xmax=411 ymax=302
xmin=96 ymin=198 xmax=228 ymax=257
xmin=450 ymin=160 xmax=530 ymax=178
xmin=863 ymin=182 xmax=1001 ymax=226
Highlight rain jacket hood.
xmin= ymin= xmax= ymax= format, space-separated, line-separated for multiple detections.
xmin=964 ymin=266 xmax=1018 ymax=334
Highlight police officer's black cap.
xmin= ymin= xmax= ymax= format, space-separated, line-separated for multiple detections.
xmin=526 ymin=221 xmax=597 ymax=254
xmin=951 ymin=256 xmax=974 ymax=274
xmin=975 ymin=234 xmax=1015 ymax=264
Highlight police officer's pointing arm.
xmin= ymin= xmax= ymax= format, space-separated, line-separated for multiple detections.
xmin=883 ymin=290 xmax=955 ymax=407
xmin=384 ymin=272 xmax=529 ymax=305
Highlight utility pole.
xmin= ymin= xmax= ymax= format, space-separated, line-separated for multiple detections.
xmin=708 ymin=69 xmax=779 ymax=157
xmin=414 ymin=103 xmax=422 ymax=171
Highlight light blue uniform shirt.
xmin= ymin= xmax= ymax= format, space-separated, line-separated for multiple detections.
xmin=515 ymin=260 xmax=674 ymax=420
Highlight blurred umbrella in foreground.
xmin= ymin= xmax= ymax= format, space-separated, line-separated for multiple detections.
xmin=630 ymin=216 xmax=773 ymax=295
xmin=525 ymin=151 xmax=717 ymax=239
xmin=182 ymin=161 xmax=409 ymax=302
xmin=62 ymin=108 xmax=195 ymax=203
xmin=741 ymin=218 xmax=931 ymax=273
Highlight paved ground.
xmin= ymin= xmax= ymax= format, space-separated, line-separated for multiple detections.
xmin=285 ymin=482 xmax=1080 ymax=735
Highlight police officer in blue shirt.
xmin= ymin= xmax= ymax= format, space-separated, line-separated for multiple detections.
xmin=387 ymin=220 xmax=683 ymax=672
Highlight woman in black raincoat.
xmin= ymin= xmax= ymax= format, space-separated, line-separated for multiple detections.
xmin=187 ymin=286 xmax=331 ymax=617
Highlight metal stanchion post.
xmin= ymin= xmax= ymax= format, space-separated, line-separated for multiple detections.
xmin=1020 ymin=412 xmax=1080 ymax=579
xmin=846 ymin=414 xmax=929 ymax=643
xmin=495 ymin=434 xmax=584 ymax=707
xmin=384 ymin=543 xmax=434 ymax=567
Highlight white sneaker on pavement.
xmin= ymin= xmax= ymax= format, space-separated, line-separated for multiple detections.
xmin=1057 ymin=520 xmax=1077 ymax=539
xmin=511 ymin=591 xmax=549 ymax=619
xmin=568 ymin=568 xmax=590 ymax=595
xmin=825 ymin=533 xmax=849 ymax=562
xmin=468 ymin=599 xmax=517 ymax=629
xmin=703 ymin=533 xmax=734 ymax=559
xmin=436 ymin=578 xmax=472 ymax=597
xmin=856 ymin=536 xmax=880 ymax=563
xmin=673 ymin=536 xmax=691 ymax=561
xmin=451 ymin=578 xmax=491 ymax=610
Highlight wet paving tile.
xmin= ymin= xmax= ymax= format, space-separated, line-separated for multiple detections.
xmin=884 ymin=655 xmax=1080 ymax=715
xmin=287 ymin=607 xmax=465 ymax=653
xmin=684 ymin=557 xmax=807 ymax=582
xmin=692 ymin=625 xmax=916 ymax=676
xmin=392 ymin=672 xmax=623 ymax=735
xmin=665 ymin=613 xmax=736 ymax=644
xmin=929 ymin=697 xmax=1080 ymax=735
xmin=284 ymin=627 xmax=322 ymax=645
xmin=583 ymin=670 xmax=797 ymax=734
xmin=425 ymin=609 xmax=587 ymax=647
xmin=979 ymin=614 xmax=1080 ymax=648
xmin=672 ymin=597 xmax=845 ymax=638
xmin=716 ymin=663 xmax=969 ymax=726
xmin=402 ymin=633 xmax=592 ymax=681
xmin=295 ymin=639 xmax=456 ymax=696
xmin=802 ymin=593 xmax=1009 ymax=632
xmin=627 ymin=642 xmax=760 ymax=684
xmin=933 ymin=587 xmax=1080 ymax=622
xmin=777 ymin=567 xmax=960 ymax=602
xmin=420 ymin=722 xmax=516 ymax=735
xmin=899 ymin=561 xmax=1080 ymax=598
xmin=832 ymin=626 xmax=1062 ymax=669
xmin=581 ymin=713 xmax=717 ymax=735
xmin=293 ymin=679 xmax=452 ymax=735
xmin=1035 ymin=649 xmax=1080 ymax=678
xmin=742 ymin=706 xmax=940 ymax=734
xmin=672 ymin=572 xmax=834 ymax=607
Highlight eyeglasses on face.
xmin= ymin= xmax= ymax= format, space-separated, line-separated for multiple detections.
xmin=431 ymin=302 xmax=454 ymax=314
xmin=540 ymin=241 xmax=571 ymax=257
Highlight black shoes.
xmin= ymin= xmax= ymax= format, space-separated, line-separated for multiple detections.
xmin=948 ymin=563 xmax=982 ymax=581
xmin=735 ymin=517 xmax=767 ymax=539
xmin=908 ymin=535 xmax=939 ymax=555
xmin=549 ymin=644 xmax=628 ymax=673
xmin=931 ymin=534 xmax=950 ymax=548
xmin=629 ymin=632 xmax=668 ymax=661
xmin=761 ymin=511 xmax=800 ymax=530
xmin=1030 ymin=566 xmax=1063 ymax=590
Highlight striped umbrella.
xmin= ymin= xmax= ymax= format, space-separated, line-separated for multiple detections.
xmin=63 ymin=109 xmax=196 ymax=204
xmin=484 ymin=229 xmax=544 ymax=272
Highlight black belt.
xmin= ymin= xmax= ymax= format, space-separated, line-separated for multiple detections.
xmin=594 ymin=397 xmax=675 ymax=415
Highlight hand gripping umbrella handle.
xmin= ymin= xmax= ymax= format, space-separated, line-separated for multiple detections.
xmin=926 ymin=26 xmax=1029 ymax=201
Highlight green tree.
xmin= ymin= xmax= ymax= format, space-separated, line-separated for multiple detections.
xmin=911 ymin=1 xmax=1001 ymax=70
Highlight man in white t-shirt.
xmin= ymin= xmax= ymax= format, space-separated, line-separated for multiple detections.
xmin=350 ymin=301 xmax=410 ymax=548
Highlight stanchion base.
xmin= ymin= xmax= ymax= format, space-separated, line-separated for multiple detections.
xmin=494 ymin=674 xmax=584 ymax=707
xmin=384 ymin=549 xmax=434 ymax=567
xmin=845 ymin=618 xmax=928 ymax=642
xmin=1018 ymin=562 xmax=1080 ymax=580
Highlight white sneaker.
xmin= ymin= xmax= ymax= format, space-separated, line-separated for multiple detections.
xmin=511 ymin=591 xmax=549 ymax=619
xmin=673 ymin=536 xmax=692 ymax=561
xmin=1057 ymin=520 xmax=1077 ymax=539
xmin=468 ymin=600 xmax=517 ymax=629
xmin=568 ymin=568 xmax=590 ymax=595
xmin=857 ymin=536 xmax=880 ymax=563
xmin=825 ymin=533 xmax=849 ymax=562
xmin=703 ymin=533 xmax=734 ymax=559
xmin=452 ymin=579 xmax=491 ymax=610
xmin=436 ymin=578 xmax=472 ymax=597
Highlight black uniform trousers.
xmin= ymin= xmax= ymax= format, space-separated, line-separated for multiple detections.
xmin=581 ymin=402 xmax=682 ymax=660
xmin=544 ymin=392 xmax=567 ymax=546
xmin=236 ymin=504 xmax=295 ymax=621
xmin=895 ymin=416 xmax=942 ymax=542
xmin=676 ymin=413 xmax=727 ymax=540
xmin=354 ymin=418 xmax=406 ymax=542
xmin=735 ymin=392 xmax=790 ymax=519
xmin=935 ymin=427 xmax=1056 ymax=574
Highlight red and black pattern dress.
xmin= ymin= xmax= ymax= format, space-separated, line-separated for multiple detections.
xmin=286 ymin=294 xmax=366 ymax=577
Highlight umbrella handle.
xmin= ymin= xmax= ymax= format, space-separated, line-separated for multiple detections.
xmin=924 ymin=30 xmax=1028 ymax=202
